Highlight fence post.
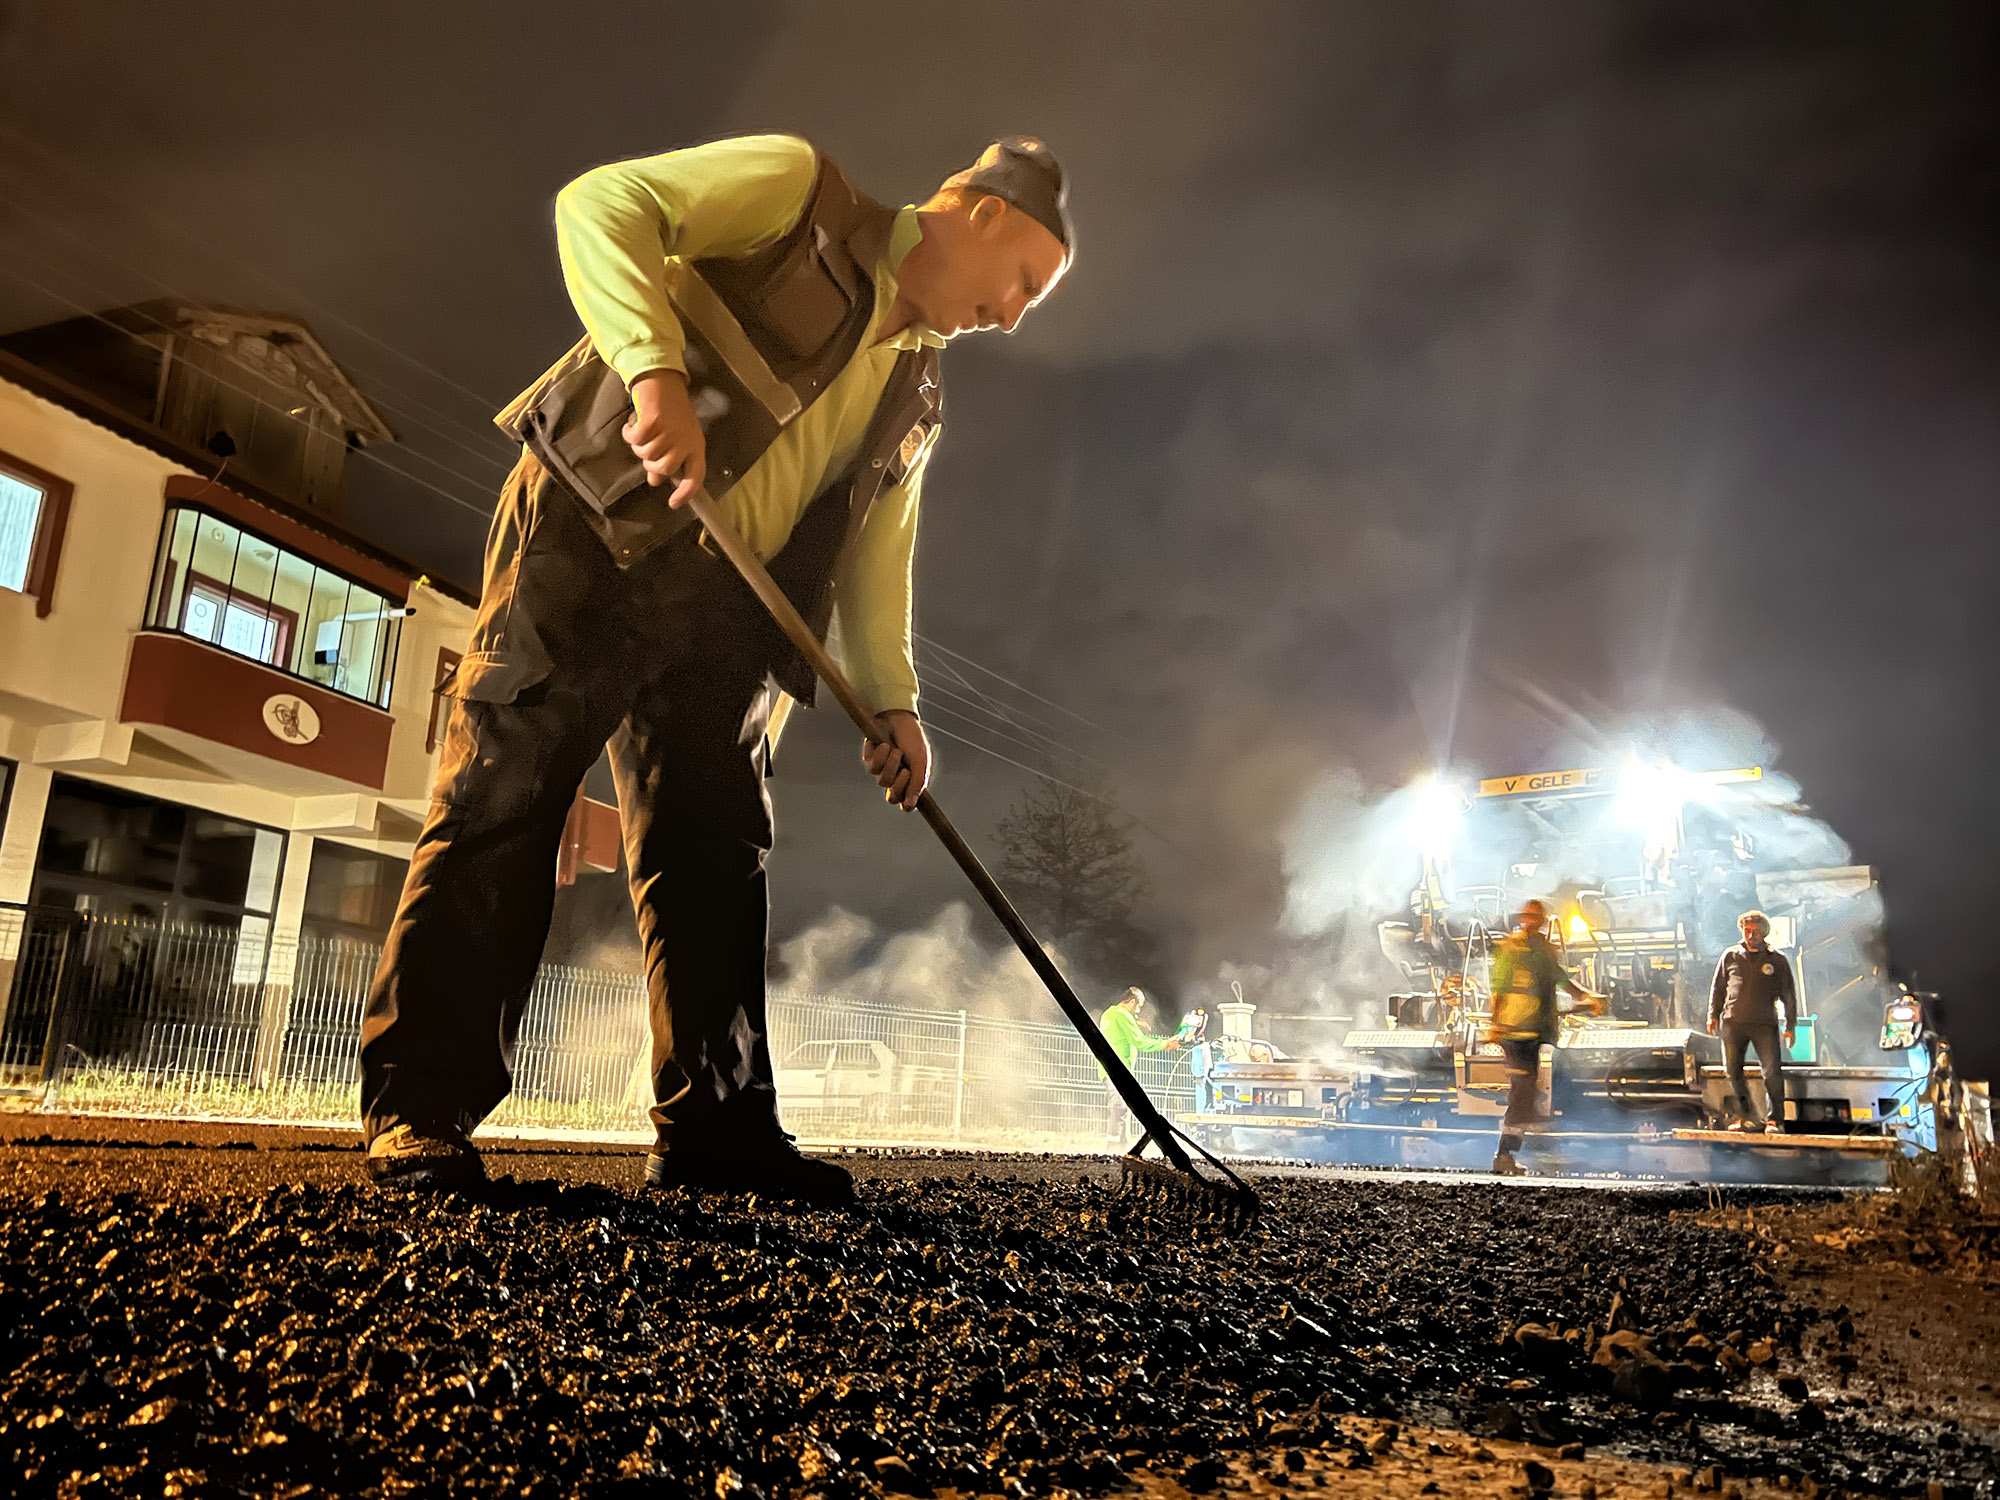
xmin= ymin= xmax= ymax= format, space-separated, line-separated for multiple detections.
xmin=251 ymin=833 xmax=316 ymax=1090
xmin=36 ymin=911 xmax=88 ymax=1109
xmin=250 ymin=937 xmax=300 ymax=1090
xmin=952 ymin=1008 xmax=967 ymax=1142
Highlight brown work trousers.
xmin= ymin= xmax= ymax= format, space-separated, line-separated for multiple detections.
xmin=359 ymin=454 xmax=786 ymax=1148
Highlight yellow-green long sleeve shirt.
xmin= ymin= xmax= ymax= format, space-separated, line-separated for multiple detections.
xmin=552 ymin=133 xmax=941 ymax=713
xmin=1099 ymin=1004 xmax=1174 ymax=1071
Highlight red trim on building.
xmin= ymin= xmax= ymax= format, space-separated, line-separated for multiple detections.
xmin=579 ymin=797 xmax=620 ymax=874
xmin=164 ymin=474 xmax=411 ymax=603
xmin=120 ymin=631 xmax=393 ymax=789
xmin=427 ymin=647 xmax=463 ymax=754
xmin=557 ymin=789 xmax=622 ymax=886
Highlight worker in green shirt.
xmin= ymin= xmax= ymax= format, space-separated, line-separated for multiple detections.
xmin=360 ymin=134 xmax=1072 ymax=1203
xmin=1100 ymin=987 xmax=1186 ymax=1143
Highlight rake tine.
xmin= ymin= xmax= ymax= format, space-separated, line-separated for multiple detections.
xmin=1118 ymin=1121 xmax=1262 ymax=1232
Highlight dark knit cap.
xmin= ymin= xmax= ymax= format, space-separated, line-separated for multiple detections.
xmin=956 ymin=136 xmax=1072 ymax=253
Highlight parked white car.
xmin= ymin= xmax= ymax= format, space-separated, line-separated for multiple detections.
xmin=776 ymin=1038 xmax=949 ymax=1123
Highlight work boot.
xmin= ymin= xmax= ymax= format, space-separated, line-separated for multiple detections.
xmin=1491 ymin=1150 xmax=1526 ymax=1177
xmin=644 ymin=1125 xmax=856 ymax=1208
xmin=365 ymin=1122 xmax=485 ymax=1190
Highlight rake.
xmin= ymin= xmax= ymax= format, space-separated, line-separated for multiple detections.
xmin=683 ymin=487 xmax=1261 ymax=1233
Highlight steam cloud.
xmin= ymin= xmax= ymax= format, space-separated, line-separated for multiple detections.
xmin=1282 ymin=704 xmax=1852 ymax=939
xmin=1270 ymin=703 xmax=1895 ymax=1060
xmin=773 ymin=902 xmax=1075 ymax=1019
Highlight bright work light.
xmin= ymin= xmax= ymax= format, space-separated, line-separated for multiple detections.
xmin=1405 ymin=774 xmax=1466 ymax=860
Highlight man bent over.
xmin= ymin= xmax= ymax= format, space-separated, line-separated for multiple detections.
xmin=359 ymin=134 xmax=1072 ymax=1199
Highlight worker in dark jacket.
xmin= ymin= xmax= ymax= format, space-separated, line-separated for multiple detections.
xmin=1708 ymin=910 xmax=1797 ymax=1133
xmin=1486 ymin=899 xmax=1602 ymax=1175
xmin=359 ymin=134 xmax=1072 ymax=1201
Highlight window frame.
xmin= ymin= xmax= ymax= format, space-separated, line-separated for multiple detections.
xmin=0 ymin=447 xmax=75 ymax=618
xmin=145 ymin=500 xmax=402 ymax=708
xmin=29 ymin=773 xmax=288 ymax=927
xmin=180 ymin=569 xmax=301 ymax=667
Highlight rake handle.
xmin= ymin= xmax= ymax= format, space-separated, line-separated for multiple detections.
xmin=682 ymin=487 xmax=1185 ymax=1146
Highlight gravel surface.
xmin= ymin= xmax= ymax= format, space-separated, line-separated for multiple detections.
xmin=0 ymin=1118 xmax=1993 ymax=1499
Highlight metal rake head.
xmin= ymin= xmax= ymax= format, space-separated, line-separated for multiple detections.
xmin=1118 ymin=1148 xmax=1261 ymax=1234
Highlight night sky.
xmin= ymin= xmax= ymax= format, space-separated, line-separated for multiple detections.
xmin=2 ymin=3 xmax=1995 ymax=1073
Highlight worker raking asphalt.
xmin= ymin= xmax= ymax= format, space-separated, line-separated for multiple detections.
xmin=0 ymin=1133 xmax=1993 ymax=1498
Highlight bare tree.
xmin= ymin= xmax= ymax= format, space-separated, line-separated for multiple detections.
xmin=992 ymin=781 xmax=1158 ymax=980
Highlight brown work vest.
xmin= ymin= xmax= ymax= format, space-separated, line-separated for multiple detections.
xmin=494 ymin=152 xmax=943 ymax=702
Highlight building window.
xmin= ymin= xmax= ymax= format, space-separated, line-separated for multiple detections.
xmin=31 ymin=775 xmax=284 ymax=930
xmin=145 ymin=503 xmax=403 ymax=707
xmin=0 ymin=448 xmax=75 ymax=618
xmin=301 ymin=841 xmax=408 ymax=944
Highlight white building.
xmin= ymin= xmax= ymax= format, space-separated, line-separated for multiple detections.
xmin=0 ymin=303 xmax=617 ymax=1064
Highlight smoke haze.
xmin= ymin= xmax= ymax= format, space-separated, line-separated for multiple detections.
xmin=0 ymin=3 xmax=1993 ymax=1071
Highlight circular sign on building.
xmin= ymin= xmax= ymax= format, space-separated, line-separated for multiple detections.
xmin=262 ymin=693 xmax=322 ymax=746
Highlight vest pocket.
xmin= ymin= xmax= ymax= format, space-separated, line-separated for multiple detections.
xmin=755 ymin=242 xmax=852 ymax=360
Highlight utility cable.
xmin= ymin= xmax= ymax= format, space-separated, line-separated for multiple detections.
xmin=0 ymin=118 xmax=512 ymax=421
xmin=0 ymin=255 xmax=497 ymax=522
xmin=918 ymin=706 xmax=1094 ymax=785
xmin=918 ymin=713 xmax=1229 ymax=881
xmin=917 ymin=681 xmax=1110 ymax=772
xmin=919 ymin=721 xmax=1115 ymax=804
xmin=915 ymin=631 xmax=1135 ymax=745
xmin=0 ymin=240 xmax=509 ymax=502
xmin=915 ymin=654 xmax=1114 ymax=768
xmin=0 ymin=189 xmax=515 ymax=480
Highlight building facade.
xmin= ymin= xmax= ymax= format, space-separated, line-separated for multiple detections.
xmin=0 ymin=305 xmax=618 ymax=1084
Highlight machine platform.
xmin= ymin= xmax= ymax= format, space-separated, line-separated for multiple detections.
xmin=1191 ymin=1112 xmax=1907 ymax=1185
xmin=1668 ymin=1127 xmax=1902 ymax=1153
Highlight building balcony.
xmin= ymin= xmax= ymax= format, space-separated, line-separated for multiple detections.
xmin=119 ymin=630 xmax=394 ymax=793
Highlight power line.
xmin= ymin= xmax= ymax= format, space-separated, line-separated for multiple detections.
xmin=0 ymin=118 xmax=513 ymax=423
xmin=0 ymin=234 xmax=511 ymax=502
xmin=919 ymin=703 xmax=1091 ymax=778
xmin=915 ymin=649 xmax=1111 ymax=763
xmin=0 ymin=255 xmax=498 ymax=523
xmin=917 ymin=679 xmax=1110 ymax=772
xmin=916 ymin=643 xmax=1114 ymax=750
xmin=0 ymin=170 xmax=516 ymax=465
xmin=0 ymin=183 xmax=516 ymax=481
xmin=921 ymin=720 xmax=1110 ymax=803
xmin=914 ymin=632 xmax=1134 ymax=744
xmin=922 ymin=716 xmax=1228 ymax=879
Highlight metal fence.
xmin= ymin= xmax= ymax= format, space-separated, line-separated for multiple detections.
xmin=0 ymin=903 xmax=1193 ymax=1148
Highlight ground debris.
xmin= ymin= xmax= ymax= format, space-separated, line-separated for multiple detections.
xmin=0 ymin=1126 xmax=1993 ymax=1498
